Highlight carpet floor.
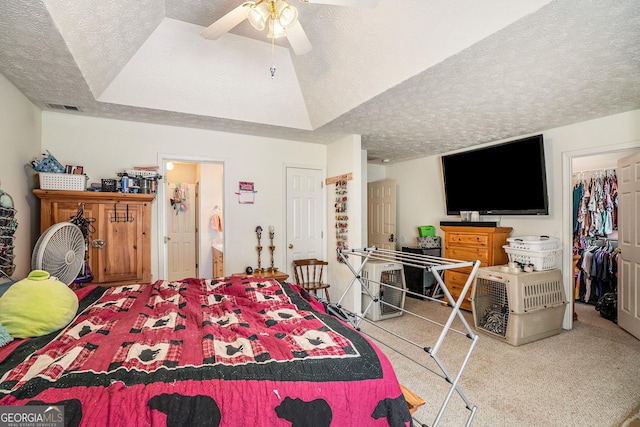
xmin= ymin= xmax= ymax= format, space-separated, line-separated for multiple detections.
xmin=359 ymin=298 xmax=640 ymax=427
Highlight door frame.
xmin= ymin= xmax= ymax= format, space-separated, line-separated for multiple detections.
xmin=283 ymin=163 xmax=327 ymax=279
xmin=157 ymin=153 xmax=226 ymax=281
xmin=561 ymin=142 xmax=640 ymax=329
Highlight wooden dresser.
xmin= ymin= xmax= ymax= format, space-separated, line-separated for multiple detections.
xmin=34 ymin=189 xmax=155 ymax=286
xmin=440 ymin=225 xmax=513 ymax=311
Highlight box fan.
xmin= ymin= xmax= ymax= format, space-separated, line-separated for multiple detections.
xmin=361 ymin=260 xmax=406 ymax=321
xmin=31 ymin=222 xmax=85 ymax=285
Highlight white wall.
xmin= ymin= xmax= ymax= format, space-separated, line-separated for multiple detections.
xmin=0 ymin=74 xmax=42 ymax=281
xmin=198 ymin=163 xmax=224 ymax=277
xmin=326 ymin=135 xmax=363 ymax=313
xmin=41 ymin=112 xmax=327 ymax=279
xmin=367 ymin=163 xmax=386 ymax=182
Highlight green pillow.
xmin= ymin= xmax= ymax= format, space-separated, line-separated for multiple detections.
xmin=0 ymin=270 xmax=79 ymax=339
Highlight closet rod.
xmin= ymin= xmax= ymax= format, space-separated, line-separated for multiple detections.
xmin=572 ymin=167 xmax=617 ymax=176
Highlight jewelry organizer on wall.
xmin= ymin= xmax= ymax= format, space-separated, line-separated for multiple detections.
xmin=333 ymin=247 xmax=481 ymax=426
xmin=326 ymin=173 xmax=352 ymax=262
xmin=0 ymin=183 xmax=17 ymax=280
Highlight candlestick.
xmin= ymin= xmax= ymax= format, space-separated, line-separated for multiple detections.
xmin=267 ymin=230 xmax=276 ymax=272
xmin=255 ymin=226 xmax=263 ymax=272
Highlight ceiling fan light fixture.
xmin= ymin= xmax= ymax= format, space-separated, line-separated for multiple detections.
xmin=268 ymin=18 xmax=287 ymax=38
xmin=277 ymin=2 xmax=298 ymax=29
xmin=247 ymin=2 xmax=270 ymax=31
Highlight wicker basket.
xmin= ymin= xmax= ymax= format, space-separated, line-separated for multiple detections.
xmin=39 ymin=173 xmax=86 ymax=191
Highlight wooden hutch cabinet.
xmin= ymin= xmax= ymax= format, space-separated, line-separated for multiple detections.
xmin=440 ymin=225 xmax=513 ymax=311
xmin=34 ymin=190 xmax=155 ymax=286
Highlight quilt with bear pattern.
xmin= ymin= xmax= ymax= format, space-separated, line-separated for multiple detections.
xmin=0 ymin=276 xmax=412 ymax=426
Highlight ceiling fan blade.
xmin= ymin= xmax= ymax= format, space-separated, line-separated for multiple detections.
xmin=200 ymin=4 xmax=248 ymax=40
xmin=287 ymin=21 xmax=313 ymax=55
xmin=300 ymin=0 xmax=378 ymax=7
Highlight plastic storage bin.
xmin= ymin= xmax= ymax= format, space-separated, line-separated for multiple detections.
xmin=39 ymin=173 xmax=86 ymax=191
xmin=507 ymin=236 xmax=560 ymax=251
xmin=417 ymin=225 xmax=435 ymax=237
xmin=472 ymin=266 xmax=567 ymax=346
xmin=503 ymin=246 xmax=562 ymax=271
xmin=101 ymin=179 xmax=118 ymax=192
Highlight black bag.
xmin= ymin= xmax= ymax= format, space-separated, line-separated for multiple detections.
xmin=595 ymin=292 xmax=617 ymax=323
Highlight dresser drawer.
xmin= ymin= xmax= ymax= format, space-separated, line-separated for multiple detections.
xmin=444 ymin=270 xmax=473 ymax=311
xmin=444 ymin=246 xmax=489 ymax=264
xmin=446 ymin=232 xmax=489 ymax=247
xmin=446 ymin=270 xmax=474 ymax=289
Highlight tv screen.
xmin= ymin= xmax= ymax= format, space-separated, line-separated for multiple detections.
xmin=441 ymin=134 xmax=549 ymax=216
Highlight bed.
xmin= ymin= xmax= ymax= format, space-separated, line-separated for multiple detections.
xmin=0 ymin=275 xmax=412 ymax=426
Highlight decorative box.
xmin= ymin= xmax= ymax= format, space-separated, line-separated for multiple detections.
xmin=417 ymin=236 xmax=441 ymax=248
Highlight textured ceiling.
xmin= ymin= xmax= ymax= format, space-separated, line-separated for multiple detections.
xmin=0 ymin=0 xmax=639 ymax=163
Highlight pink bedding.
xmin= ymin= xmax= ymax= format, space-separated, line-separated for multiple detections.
xmin=0 ymin=276 xmax=411 ymax=426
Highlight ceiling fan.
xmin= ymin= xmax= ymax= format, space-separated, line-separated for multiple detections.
xmin=200 ymin=0 xmax=378 ymax=56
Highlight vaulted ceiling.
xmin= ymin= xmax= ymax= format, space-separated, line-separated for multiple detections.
xmin=1 ymin=0 xmax=639 ymax=163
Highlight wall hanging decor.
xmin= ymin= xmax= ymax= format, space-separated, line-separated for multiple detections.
xmin=326 ymin=174 xmax=352 ymax=263
xmin=236 ymin=181 xmax=257 ymax=204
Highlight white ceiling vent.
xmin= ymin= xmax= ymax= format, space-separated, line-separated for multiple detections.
xmin=45 ymin=103 xmax=80 ymax=111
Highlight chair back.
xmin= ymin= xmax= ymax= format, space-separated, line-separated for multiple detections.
xmin=293 ymin=258 xmax=328 ymax=288
xmin=293 ymin=258 xmax=329 ymax=286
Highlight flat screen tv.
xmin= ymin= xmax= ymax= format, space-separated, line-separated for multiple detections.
xmin=441 ymin=134 xmax=549 ymax=216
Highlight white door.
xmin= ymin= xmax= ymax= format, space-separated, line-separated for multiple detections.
xmin=618 ymin=151 xmax=640 ymax=339
xmin=167 ymin=183 xmax=197 ymax=281
xmin=286 ymin=167 xmax=324 ymax=278
xmin=367 ymin=179 xmax=397 ymax=250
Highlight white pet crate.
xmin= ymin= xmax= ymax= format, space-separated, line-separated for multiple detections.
xmin=472 ymin=266 xmax=567 ymax=346
xmin=361 ymin=260 xmax=406 ymax=321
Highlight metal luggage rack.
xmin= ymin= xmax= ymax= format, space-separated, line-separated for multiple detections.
xmin=332 ymin=247 xmax=481 ymax=427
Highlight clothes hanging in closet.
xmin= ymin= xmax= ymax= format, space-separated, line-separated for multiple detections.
xmin=575 ymin=240 xmax=620 ymax=304
xmin=572 ymin=170 xmax=618 ymax=250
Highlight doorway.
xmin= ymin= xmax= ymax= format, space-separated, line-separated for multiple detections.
xmin=563 ymin=146 xmax=639 ymax=330
xmin=166 ymin=180 xmax=198 ymax=280
xmin=367 ymin=179 xmax=397 ymax=249
xmin=157 ymin=155 xmax=224 ymax=281
xmin=285 ymin=167 xmax=324 ymax=279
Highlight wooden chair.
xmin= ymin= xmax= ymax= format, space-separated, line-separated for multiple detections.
xmin=293 ymin=258 xmax=331 ymax=302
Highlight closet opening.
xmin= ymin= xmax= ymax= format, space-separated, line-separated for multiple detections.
xmin=571 ymin=166 xmax=619 ymax=317
xmin=569 ymin=151 xmax=629 ymax=327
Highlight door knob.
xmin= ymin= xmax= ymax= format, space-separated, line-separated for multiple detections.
xmin=389 ymin=234 xmax=395 ymax=242
xmin=288 ymin=244 xmax=294 ymax=249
